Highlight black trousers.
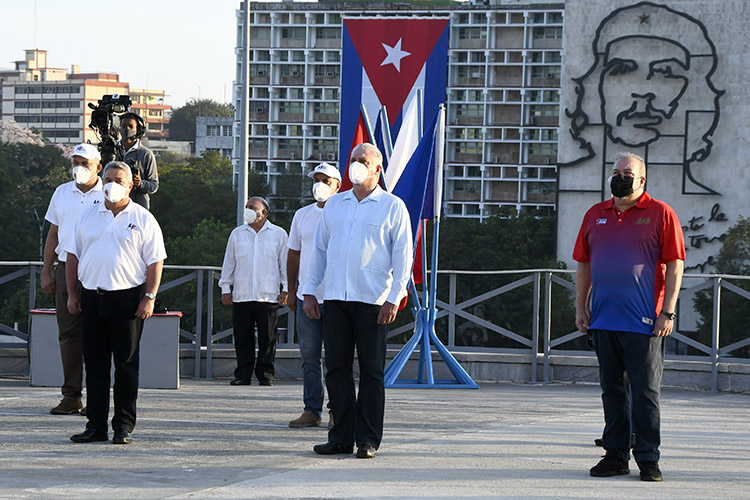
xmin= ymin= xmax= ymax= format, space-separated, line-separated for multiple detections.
xmin=80 ymin=286 xmax=143 ymax=433
xmin=323 ymin=300 xmax=387 ymax=449
xmin=592 ymin=329 xmax=665 ymax=463
xmin=232 ymin=301 xmax=279 ymax=381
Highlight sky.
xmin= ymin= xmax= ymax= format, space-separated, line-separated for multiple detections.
xmin=0 ymin=0 xmax=242 ymax=108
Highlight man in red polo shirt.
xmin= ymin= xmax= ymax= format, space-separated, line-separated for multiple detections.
xmin=574 ymin=152 xmax=685 ymax=482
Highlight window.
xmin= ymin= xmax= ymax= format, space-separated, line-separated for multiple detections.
xmin=455 ymin=104 xmax=483 ymax=116
xmin=532 ymin=26 xmax=563 ymax=40
xmin=249 ymin=64 xmax=269 ymax=77
xmin=248 ymin=138 xmax=267 ymax=150
xmin=454 ymin=180 xmax=481 ymax=192
xmin=454 ymin=142 xmax=482 ymax=155
xmin=278 ymin=138 xmax=303 ymax=150
xmin=458 ymin=27 xmax=486 ymax=40
xmin=316 ymin=27 xmax=340 ymax=40
xmin=311 ymin=139 xmax=336 ymax=152
xmin=457 ymin=66 xmax=484 ymax=79
xmin=281 ymin=27 xmax=305 ymax=40
xmin=279 ymin=101 xmax=303 ymax=114
xmin=527 ymin=143 xmax=557 ymax=156
xmin=280 ymin=65 xmax=304 ymax=77
xmin=470 ymin=52 xmax=486 ymax=63
xmin=314 ymin=102 xmax=338 ymax=115
xmin=531 ymin=66 xmax=561 ymax=79
xmin=251 ymin=28 xmax=270 ymax=40
xmin=528 ymin=104 xmax=560 ymax=117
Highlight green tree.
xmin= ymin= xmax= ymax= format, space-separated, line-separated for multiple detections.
xmin=393 ymin=208 xmax=576 ymax=349
xmin=148 ymin=151 xmax=270 ymax=339
xmin=0 ymin=141 xmax=67 ymax=331
xmin=693 ymin=216 xmax=750 ymax=358
xmin=167 ymin=98 xmax=234 ymax=141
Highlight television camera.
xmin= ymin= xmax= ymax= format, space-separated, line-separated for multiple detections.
xmin=87 ymin=94 xmax=134 ymax=168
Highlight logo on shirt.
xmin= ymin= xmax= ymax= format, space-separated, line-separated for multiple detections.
xmin=596 ymin=218 xmax=608 ymax=225
xmin=637 ymin=217 xmax=652 ymax=225
xmin=93 ymin=199 xmax=101 ymax=205
xmin=126 ymin=223 xmax=139 ymax=231
xmin=642 ymin=317 xmax=654 ymax=325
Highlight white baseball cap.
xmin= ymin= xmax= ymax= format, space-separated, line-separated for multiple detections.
xmin=69 ymin=143 xmax=101 ymax=161
xmin=307 ymin=162 xmax=341 ymax=182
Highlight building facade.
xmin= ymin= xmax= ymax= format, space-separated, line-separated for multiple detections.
xmin=196 ymin=116 xmax=233 ymax=158
xmin=130 ymin=88 xmax=171 ymax=142
xmin=0 ymin=49 xmax=169 ymax=146
xmin=234 ymin=0 xmax=563 ymax=219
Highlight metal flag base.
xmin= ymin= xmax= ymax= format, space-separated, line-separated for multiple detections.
xmin=385 ymin=307 xmax=478 ymax=388
xmin=384 ymin=207 xmax=480 ymax=395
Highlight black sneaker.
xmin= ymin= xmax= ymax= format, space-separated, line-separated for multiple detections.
xmin=590 ymin=453 xmax=630 ymax=477
xmin=638 ymin=461 xmax=663 ymax=482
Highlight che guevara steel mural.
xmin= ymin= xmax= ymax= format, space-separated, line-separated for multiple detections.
xmin=561 ymin=1 xmax=724 ymax=196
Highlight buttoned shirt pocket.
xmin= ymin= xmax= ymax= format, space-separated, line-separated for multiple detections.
xmin=362 ymin=222 xmax=389 ymax=272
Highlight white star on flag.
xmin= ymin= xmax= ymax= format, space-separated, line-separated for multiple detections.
xmin=380 ymin=38 xmax=411 ymax=72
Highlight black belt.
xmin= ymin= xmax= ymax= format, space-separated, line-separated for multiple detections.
xmin=85 ymin=285 xmax=142 ymax=295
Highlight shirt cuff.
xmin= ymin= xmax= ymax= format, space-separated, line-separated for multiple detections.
xmin=221 ymin=285 xmax=231 ymax=294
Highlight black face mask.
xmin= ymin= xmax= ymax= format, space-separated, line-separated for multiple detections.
xmin=610 ymin=174 xmax=636 ymax=197
xmin=120 ymin=128 xmax=137 ymax=142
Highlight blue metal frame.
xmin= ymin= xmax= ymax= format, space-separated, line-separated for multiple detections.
xmin=384 ymin=103 xmax=478 ymax=389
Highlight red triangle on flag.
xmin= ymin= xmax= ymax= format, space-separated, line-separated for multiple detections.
xmin=340 ymin=112 xmax=372 ymax=192
xmin=344 ymin=18 xmax=449 ymax=125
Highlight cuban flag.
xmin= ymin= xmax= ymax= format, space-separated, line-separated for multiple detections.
xmin=339 ymin=17 xmax=450 ymax=179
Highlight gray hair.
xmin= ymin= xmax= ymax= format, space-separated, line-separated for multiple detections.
xmin=613 ymin=152 xmax=646 ymax=176
xmin=248 ymin=196 xmax=269 ymax=213
xmin=353 ymin=143 xmax=384 ymax=168
xmin=103 ymin=161 xmax=133 ymax=185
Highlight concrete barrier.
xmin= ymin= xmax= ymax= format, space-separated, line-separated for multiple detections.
xmin=28 ymin=309 xmax=182 ymax=389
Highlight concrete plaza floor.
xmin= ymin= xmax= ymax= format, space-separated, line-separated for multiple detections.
xmin=0 ymin=377 xmax=748 ymax=500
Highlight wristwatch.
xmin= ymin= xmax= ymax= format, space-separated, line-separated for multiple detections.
xmin=661 ymin=311 xmax=676 ymax=321
xmin=144 ymin=292 xmax=156 ymax=300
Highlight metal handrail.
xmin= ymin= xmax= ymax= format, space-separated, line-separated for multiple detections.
xmin=2 ymin=262 xmax=749 ymax=390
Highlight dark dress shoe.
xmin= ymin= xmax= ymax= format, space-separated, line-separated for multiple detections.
xmin=356 ymin=445 xmax=376 ymax=459
xmin=258 ymin=379 xmax=274 ymax=386
xmin=313 ymin=441 xmax=353 ymax=455
xmin=113 ymin=430 xmax=132 ymax=445
xmin=230 ymin=378 xmax=251 ymax=385
xmin=70 ymin=428 xmax=108 ymax=443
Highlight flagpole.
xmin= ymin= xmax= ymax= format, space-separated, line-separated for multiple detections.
xmin=385 ymin=104 xmax=478 ymax=389
xmin=380 ymin=106 xmax=393 ymax=162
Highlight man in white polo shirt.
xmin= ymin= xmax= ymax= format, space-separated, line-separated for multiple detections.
xmin=41 ymin=143 xmax=104 ymax=415
xmin=287 ymin=163 xmax=341 ymax=429
xmin=302 ymin=143 xmax=412 ymax=459
xmin=219 ymin=197 xmax=288 ymax=386
xmin=65 ymin=161 xmax=166 ymax=445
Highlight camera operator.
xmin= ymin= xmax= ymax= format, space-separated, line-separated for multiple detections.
xmin=119 ymin=112 xmax=158 ymax=210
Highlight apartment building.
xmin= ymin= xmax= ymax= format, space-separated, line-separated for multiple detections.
xmin=130 ymin=88 xmax=171 ymax=141
xmin=234 ymin=0 xmax=563 ymax=219
xmin=196 ymin=116 xmax=233 ymax=158
xmin=1 ymin=49 xmax=169 ymax=146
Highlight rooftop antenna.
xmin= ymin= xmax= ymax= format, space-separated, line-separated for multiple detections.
xmin=33 ymin=0 xmax=38 ymax=48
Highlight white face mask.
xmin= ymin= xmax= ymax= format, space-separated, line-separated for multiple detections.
xmin=103 ymin=182 xmax=127 ymax=203
xmin=244 ymin=208 xmax=258 ymax=224
xmin=348 ymin=161 xmax=372 ymax=185
xmin=312 ymin=181 xmax=333 ymax=202
xmin=72 ymin=166 xmax=92 ymax=185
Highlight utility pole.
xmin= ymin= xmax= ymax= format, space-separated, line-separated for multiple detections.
xmin=237 ymin=0 xmax=250 ymax=226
